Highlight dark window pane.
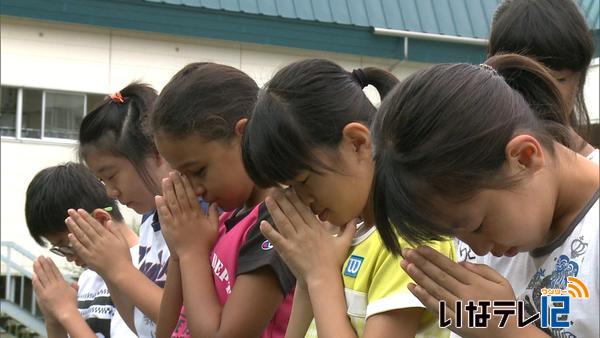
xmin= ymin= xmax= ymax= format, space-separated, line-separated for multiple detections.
xmin=22 ymin=88 xmax=42 ymax=138
xmin=86 ymin=93 xmax=107 ymax=113
xmin=44 ymin=91 xmax=84 ymax=139
xmin=0 ymin=86 xmax=18 ymax=137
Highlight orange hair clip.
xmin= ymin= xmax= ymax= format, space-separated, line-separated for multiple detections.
xmin=110 ymin=91 xmax=125 ymax=104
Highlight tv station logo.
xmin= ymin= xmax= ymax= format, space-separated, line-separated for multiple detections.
xmin=438 ymin=276 xmax=589 ymax=329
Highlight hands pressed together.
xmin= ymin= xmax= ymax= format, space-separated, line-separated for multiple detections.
xmin=32 ymin=256 xmax=79 ymax=326
xmin=155 ymin=171 xmax=219 ymax=261
xmin=259 ymin=188 xmax=357 ymax=287
xmin=400 ymin=246 xmax=545 ymax=338
xmin=64 ymin=209 xmax=132 ymax=278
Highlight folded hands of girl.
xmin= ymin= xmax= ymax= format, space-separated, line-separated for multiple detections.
xmin=65 ymin=209 xmax=132 ymax=278
xmin=155 ymin=171 xmax=219 ymax=261
xmin=259 ymin=188 xmax=356 ymax=286
xmin=400 ymin=246 xmax=546 ymax=338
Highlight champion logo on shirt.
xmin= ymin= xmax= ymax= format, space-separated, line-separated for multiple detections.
xmin=344 ymin=255 xmax=364 ymax=278
xmin=261 ymin=239 xmax=274 ymax=251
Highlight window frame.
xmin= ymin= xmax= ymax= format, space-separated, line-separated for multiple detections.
xmin=0 ymin=85 xmax=20 ymax=138
xmin=41 ymin=89 xmax=87 ymax=141
xmin=1 ymin=85 xmax=101 ymax=144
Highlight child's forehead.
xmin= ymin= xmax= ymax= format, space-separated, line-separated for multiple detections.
xmin=160 ymin=136 xmax=228 ymax=167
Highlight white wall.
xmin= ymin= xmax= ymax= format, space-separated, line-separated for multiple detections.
xmin=0 ymin=17 xmax=427 ymax=271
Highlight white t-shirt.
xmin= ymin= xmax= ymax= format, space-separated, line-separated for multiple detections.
xmin=134 ymin=210 xmax=170 ymax=337
xmin=77 ymin=245 xmax=138 ymax=338
xmin=453 ymin=192 xmax=599 ymax=337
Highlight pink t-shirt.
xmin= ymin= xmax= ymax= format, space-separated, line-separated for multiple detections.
xmin=172 ymin=203 xmax=295 ymax=337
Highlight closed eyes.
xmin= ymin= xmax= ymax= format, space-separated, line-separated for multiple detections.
xmin=192 ymin=167 xmax=206 ymax=178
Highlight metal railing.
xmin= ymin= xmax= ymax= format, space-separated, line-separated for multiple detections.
xmin=1 ymin=241 xmax=77 ymax=337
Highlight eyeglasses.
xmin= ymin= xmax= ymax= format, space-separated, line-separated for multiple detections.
xmin=49 ymin=244 xmax=75 ymax=257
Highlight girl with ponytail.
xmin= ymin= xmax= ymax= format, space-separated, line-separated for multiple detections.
xmin=242 ymin=58 xmax=454 ymax=338
xmin=372 ymin=54 xmax=599 ymax=337
xmin=67 ymin=82 xmax=173 ymax=337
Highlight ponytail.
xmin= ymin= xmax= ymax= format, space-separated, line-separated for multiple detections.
xmin=352 ymin=67 xmax=399 ymax=98
xmin=485 ymin=53 xmax=572 ymax=148
xmin=79 ymin=82 xmax=160 ymax=194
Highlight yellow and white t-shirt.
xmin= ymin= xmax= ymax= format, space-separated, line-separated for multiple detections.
xmin=305 ymin=225 xmax=455 ymax=338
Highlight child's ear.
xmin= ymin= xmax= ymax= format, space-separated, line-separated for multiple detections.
xmin=505 ymin=134 xmax=545 ymax=173
xmin=234 ymin=118 xmax=248 ymax=138
xmin=342 ymin=122 xmax=372 ymax=162
xmin=91 ymin=208 xmax=112 ymax=228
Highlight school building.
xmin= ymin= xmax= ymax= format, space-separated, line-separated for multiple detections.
xmin=0 ymin=0 xmax=598 ymax=336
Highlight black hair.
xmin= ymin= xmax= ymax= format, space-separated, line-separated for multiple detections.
xmin=151 ymin=62 xmax=259 ymax=141
xmin=485 ymin=54 xmax=572 ymax=130
xmin=25 ymin=162 xmax=124 ymax=246
xmin=489 ymin=0 xmax=594 ymax=133
xmin=372 ymin=54 xmax=570 ymax=254
xmin=78 ymin=82 xmax=159 ymax=194
xmin=242 ymin=58 xmax=398 ymax=187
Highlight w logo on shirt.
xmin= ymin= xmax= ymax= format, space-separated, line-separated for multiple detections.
xmin=344 ymin=255 xmax=364 ymax=278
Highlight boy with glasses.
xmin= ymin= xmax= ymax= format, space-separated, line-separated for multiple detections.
xmin=25 ymin=162 xmax=138 ymax=337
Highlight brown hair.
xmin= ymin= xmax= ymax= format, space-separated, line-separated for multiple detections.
xmin=151 ymin=62 xmax=259 ymax=141
xmin=488 ymin=0 xmax=595 ymax=137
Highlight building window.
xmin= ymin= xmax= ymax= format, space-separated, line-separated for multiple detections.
xmin=0 ymin=86 xmax=18 ymax=137
xmin=22 ymin=88 xmax=43 ymax=138
xmin=44 ymin=91 xmax=85 ymax=139
xmin=0 ymin=85 xmax=106 ymax=141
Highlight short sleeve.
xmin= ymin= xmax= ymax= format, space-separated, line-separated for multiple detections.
xmin=236 ymin=204 xmax=296 ymax=295
xmin=365 ymin=247 xmax=423 ymax=317
xmin=366 ymin=236 xmax=455 ymax=318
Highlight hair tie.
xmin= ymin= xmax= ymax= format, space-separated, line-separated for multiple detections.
xmin=110 ymin=91 xmax=125 ymax=104
xmin=478 ymin=63 xmax=499 ymax=76
xmin=352 ymin=69 xmax=368 ymax=89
